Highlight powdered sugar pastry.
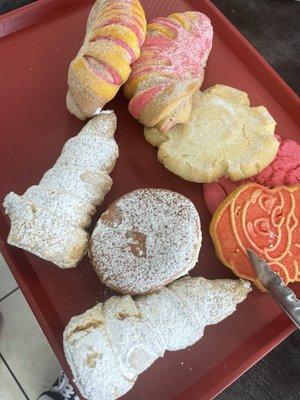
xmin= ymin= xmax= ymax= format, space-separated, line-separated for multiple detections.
xmin=3 ymin=111 xmax=118 ymax=268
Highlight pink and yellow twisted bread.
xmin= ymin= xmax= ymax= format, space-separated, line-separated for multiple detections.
xmin=67 ymin=0 xmax=146 ymax=120
xmin=124 ymin=12 xmax=213 ymax=132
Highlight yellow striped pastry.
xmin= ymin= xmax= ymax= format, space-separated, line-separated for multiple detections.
xmin=67 ymin=0 xmax=146 ymax=120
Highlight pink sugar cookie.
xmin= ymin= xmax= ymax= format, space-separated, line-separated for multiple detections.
xmin=203 ymin=139 xmax=300 ymax=214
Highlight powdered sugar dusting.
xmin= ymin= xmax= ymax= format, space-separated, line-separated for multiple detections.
xmin=103 ymin=295 xmax=164 ymax=381
xmin=93 ymin=107 xmax=102 ymax=116
xmin=169 ymin=277 xmax=251 ymax=329
xmin=57 ymin=135 xmax=118 ymax=174
xmin=40 ymin=164 xmax=112 ymax=204
xmin=63 ymin=303 xmax=134 ymax=400
xmin=136 ymin=286 xmax=200 ymax=351
xmin=23 ymin=185 xmax=95 ymax=228
xmin=90 ymin=188 xmax=201 ymax=294
xmin=64 ymin=277 xmax=251 ymax=400
xmin=3 ymin=192 xmax=89 ymax=268
xmin=3 ymin=112 xmax=118 ymax=268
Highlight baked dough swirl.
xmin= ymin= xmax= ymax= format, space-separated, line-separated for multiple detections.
xmin=125 ymin=11 xmax=213 ymax=132
xmin=67 ymin=0 xmax=147 ymax=120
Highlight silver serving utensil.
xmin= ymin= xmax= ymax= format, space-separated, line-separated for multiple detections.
xmin=247 ymin=249 xmax=300 ymax=330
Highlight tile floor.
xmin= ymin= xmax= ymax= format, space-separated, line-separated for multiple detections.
xmin=0 ymin=254 xmax=62 ymax=400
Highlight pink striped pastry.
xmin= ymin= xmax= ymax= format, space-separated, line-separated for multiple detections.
xmin=124 ymin=12 xmax=213 ymax=132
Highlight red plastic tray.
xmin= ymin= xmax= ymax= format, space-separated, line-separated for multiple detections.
xmin=0 ymin=1 xmax=299 ymax=399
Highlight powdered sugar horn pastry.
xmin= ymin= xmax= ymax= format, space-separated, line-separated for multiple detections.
xmin=3 ymin=111 xmax=118 ymax=268
xmin=67 ymin=0 xmax=147 ymax=120
xmin=124 ymin=11 xmax=213 ymax=132
xmin=64 ymin=276 xmax=251 ymax=400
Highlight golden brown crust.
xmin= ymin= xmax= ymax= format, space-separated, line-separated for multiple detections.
xmin=67 ymin=0 xmax=146 ymax=120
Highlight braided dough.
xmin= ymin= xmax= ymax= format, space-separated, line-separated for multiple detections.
xmin=124 ymin=11 xmax=213 ymax=132
xmin=3 ymin=111 xmax=118 ymax=268
xmin=144 ymin=85 xmax=279 ymax=183
xmin=90 ymin=189 xmax=201 ymax=294
xmin=67 ymin=0 xmax=146 ymax=120
xmin=64 ymin=276 xmax=251 ymax=400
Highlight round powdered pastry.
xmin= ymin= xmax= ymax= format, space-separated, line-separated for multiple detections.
xmin=90 ymin=188 xmax=201 ymax=295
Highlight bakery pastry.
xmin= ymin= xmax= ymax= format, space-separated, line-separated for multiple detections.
xmin=89 ymin=188 xmax=201 ymax=294
xmin=67 ymin=0 xmax=146 ymax=120
xmin=3 ymin=111 xmax=118 ymax=268
xmin=64 ymin=276 xmax=251 ymax=400
xmin=209 ymin=183 xmax=300 ymax=289
xmin=144 ymin=84 xmax=279 ymax=183
xmin=124 ymin=11 xmax=213 ymax=132
xmin=203 ymin=138 xmax=300 ymax=214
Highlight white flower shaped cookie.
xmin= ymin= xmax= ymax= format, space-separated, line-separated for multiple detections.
xmin=144 ymin=84 xmax=279 ymax=183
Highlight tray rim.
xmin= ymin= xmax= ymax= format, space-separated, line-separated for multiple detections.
xmin=189 ymin=0 xmax=300 ymax=119
xmin=0 ymin=0 xmax=298 ymax=399
xmin=0 ymin=0 xmax=91 ymax=38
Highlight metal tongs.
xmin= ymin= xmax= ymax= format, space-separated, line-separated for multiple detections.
xmin=247 ymin=249 xmax=300 ymax=330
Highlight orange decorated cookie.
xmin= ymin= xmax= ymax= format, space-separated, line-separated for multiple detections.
xmin=210 ymin=183 xmax=300 ymax=290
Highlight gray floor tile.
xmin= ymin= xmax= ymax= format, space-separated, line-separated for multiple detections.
xmin=0 ymin=356 xmax=27 ymax=400
xmin=0 ymin=289 xmax=61 ymax=399
xmin=0 ymin=253 xmax=18 ymax=299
